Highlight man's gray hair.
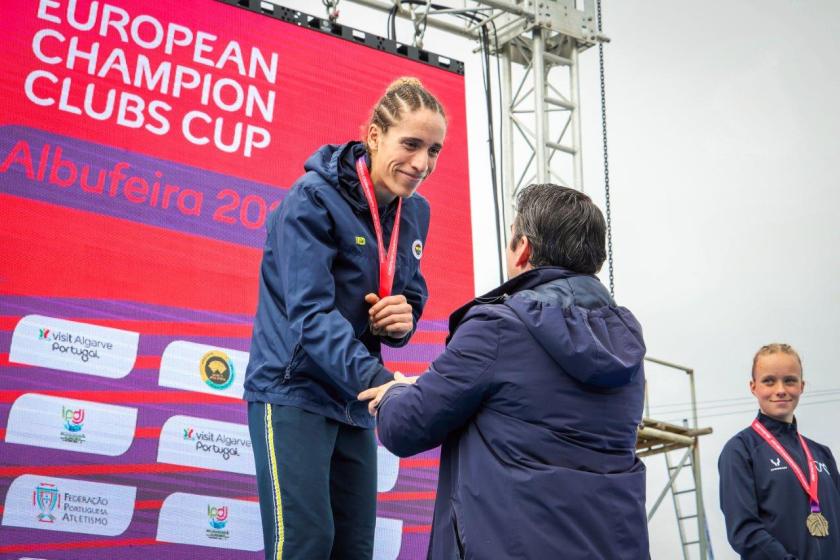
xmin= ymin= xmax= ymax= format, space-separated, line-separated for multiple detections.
xmin=511 ymin=183 xmax=606 ymax=274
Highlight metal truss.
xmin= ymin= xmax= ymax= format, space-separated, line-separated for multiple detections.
xmin=319 ymin=0 xmax=604 ymax=256
xmin=500 ymin=30 xmax=582 ymax=193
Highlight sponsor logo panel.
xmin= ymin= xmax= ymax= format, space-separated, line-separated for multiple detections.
xmin=157 ymin=415 xmax=254 ymax=475
xmin=155 ymin=492 xmax=262 ymax=551
xmin=5 ymin=393 xmax=137 ymax=456
xmin=158 ymin=341 xmax=247 ymax=398
xmin=9 ymin=315 xmax=139 ymax=379
xmin=2 ymin=475 xmax=136 ymax=536
xmin=377 ymin=445 xmax=400 ymax=493
xmin=374 ymin=517 xmax=404 ymax=560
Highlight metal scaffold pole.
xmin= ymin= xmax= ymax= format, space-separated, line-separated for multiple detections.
xmin=532 ymin=27 xmax=547 ymax=184
xmin=641 ymin=357 xmax=714 ymax=560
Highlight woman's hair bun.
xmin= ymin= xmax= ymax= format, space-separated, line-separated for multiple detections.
xmin=386 ymin=76 xmax=423 ymax=92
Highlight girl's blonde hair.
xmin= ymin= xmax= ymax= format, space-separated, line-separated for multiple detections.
xmin=751 ymin=343 xmax=803 ymax=379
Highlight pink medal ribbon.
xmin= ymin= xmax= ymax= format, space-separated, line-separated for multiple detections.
xmin=356 ymin=157 xmax=402 ymax=298
xmin=751 ymin=419 xmax=822 ymax=515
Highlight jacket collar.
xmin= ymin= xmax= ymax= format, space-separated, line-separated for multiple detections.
xmin=446 ymin=267 xmax=588 ymax=341
xmin=756 ymin=410 xmax=798 ymax=436
xmin=333 ymin=142 xmax=367 ymax=211
xmin=336 ymin=143 xmax=398 ymax=218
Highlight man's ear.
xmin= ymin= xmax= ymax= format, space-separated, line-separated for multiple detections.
xmin=515 ymin=236 xmax=531 ymax=268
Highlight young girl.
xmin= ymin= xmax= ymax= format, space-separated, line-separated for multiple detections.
xmin=719 ymin=343 xmax=840 ymax=559
xmin=244 ymin=77 xmax=447 ymax=560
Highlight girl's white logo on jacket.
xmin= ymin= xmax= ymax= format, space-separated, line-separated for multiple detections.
xmin=769 ymin=457 xmax=788 ymax=472
xmin=815 ymin=461 xmax=831 ymax=474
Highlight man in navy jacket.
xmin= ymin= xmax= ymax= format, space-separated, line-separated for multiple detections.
xmin=360 ymin=183 xmax=649 ymax=559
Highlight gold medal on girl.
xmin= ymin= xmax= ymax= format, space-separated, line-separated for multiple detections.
xmin=752 ymin=419 xmax=829 ymax=538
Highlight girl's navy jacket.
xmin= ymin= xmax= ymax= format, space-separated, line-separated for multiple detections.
xmin=719 ymin=412 xmax=840 ymax=559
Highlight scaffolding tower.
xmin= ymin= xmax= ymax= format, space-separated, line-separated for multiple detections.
xmin=640 ymin=356 xmax=715 ymax=560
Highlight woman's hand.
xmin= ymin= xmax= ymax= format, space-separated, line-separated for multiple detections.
xmin=365 ymin=293 xmax=413 ymax=338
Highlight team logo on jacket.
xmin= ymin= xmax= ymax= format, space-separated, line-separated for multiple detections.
xmin=200 ymin=351 xmax=235 ymax=390
xmin=769 ymin=457 xmax=787 ymax=472
xmin=412 ymin=239 xmax=423 ymax=260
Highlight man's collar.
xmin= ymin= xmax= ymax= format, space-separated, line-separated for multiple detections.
xmin=446 ymin=267 xmax=583 ymax=342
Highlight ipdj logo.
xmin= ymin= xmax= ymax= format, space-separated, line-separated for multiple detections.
xmin=200 ymin=351 xmax=234 ymax=390
xmin=208 ymin=505 xmax=229 ymax=529
xmin=63 ymin=406 xmax=85 ymax=432
xmin=184 ymin=428 xmax=195 ymax=440
xmin=33 ymin=483 xmax=60 ymax=523
xmin=39 ymin=328 xmax=50 ymax=340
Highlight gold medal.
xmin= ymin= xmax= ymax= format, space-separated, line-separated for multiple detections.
xmin=807 ymin=511 xmax=829 ymax=537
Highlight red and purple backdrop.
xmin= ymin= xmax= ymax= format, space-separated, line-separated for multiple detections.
xmin=0 ymin=0 xmax=473 ymax=557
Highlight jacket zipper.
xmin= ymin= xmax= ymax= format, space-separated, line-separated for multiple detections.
xmin=283 ymin=344 xmax=302 ymax=383
xmin=344 ymin=402 xmax=357 ymax=426
xmin=453 ymin=511 xmax=466 ymax=559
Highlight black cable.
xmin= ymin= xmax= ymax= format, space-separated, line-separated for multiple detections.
xmin=483 ymin=18 xmax=506 ymax=284
xmin=595 ymin=0 xmax=614 ymax=297
xmin=647 ymin=387 xmax=840 ymax=417
xmin=657 ymin=397 xmax=840 ymax=424
xmin=492 ymin=20 xmax=505 ymax=283
xmin=380 ymin=3 xmax=502 ymax=281
xmin=479 ymin=24 xmax=503 ymax=285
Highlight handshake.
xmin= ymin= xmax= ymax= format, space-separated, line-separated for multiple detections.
xmin=357 ymin=371 xmax=417 ymax=416
xmin=360 ymin=291 xmax=418 ymax=414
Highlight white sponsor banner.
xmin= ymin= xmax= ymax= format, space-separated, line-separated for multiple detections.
xmin=158 ymin=341 xmax=247 ymax=398
xmin=377 ymin=445 xmax=400 ymax=492
xmin=374 ymin=517 xmax=404 ymax=560
xmin=9 ymin=315 xmax=138 ymax=379
xmin=157 ymin=415 xmax=254 ymax=475
xmin=2 ymin=475 xmax=136 ymax=536
xmin=155 ymin=492 xmax=262 ymax=551
xmin=5 ymin=394 xmax=137 ymax=456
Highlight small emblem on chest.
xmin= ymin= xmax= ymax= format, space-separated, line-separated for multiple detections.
xmin=770 ymin=457 xmax=788 ymax=472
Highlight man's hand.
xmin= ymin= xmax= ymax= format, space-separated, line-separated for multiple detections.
xmin=358 ymin=372 xmax=417 ymax=415
xmin=365 ymin=293 xmax=414 ymax=339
